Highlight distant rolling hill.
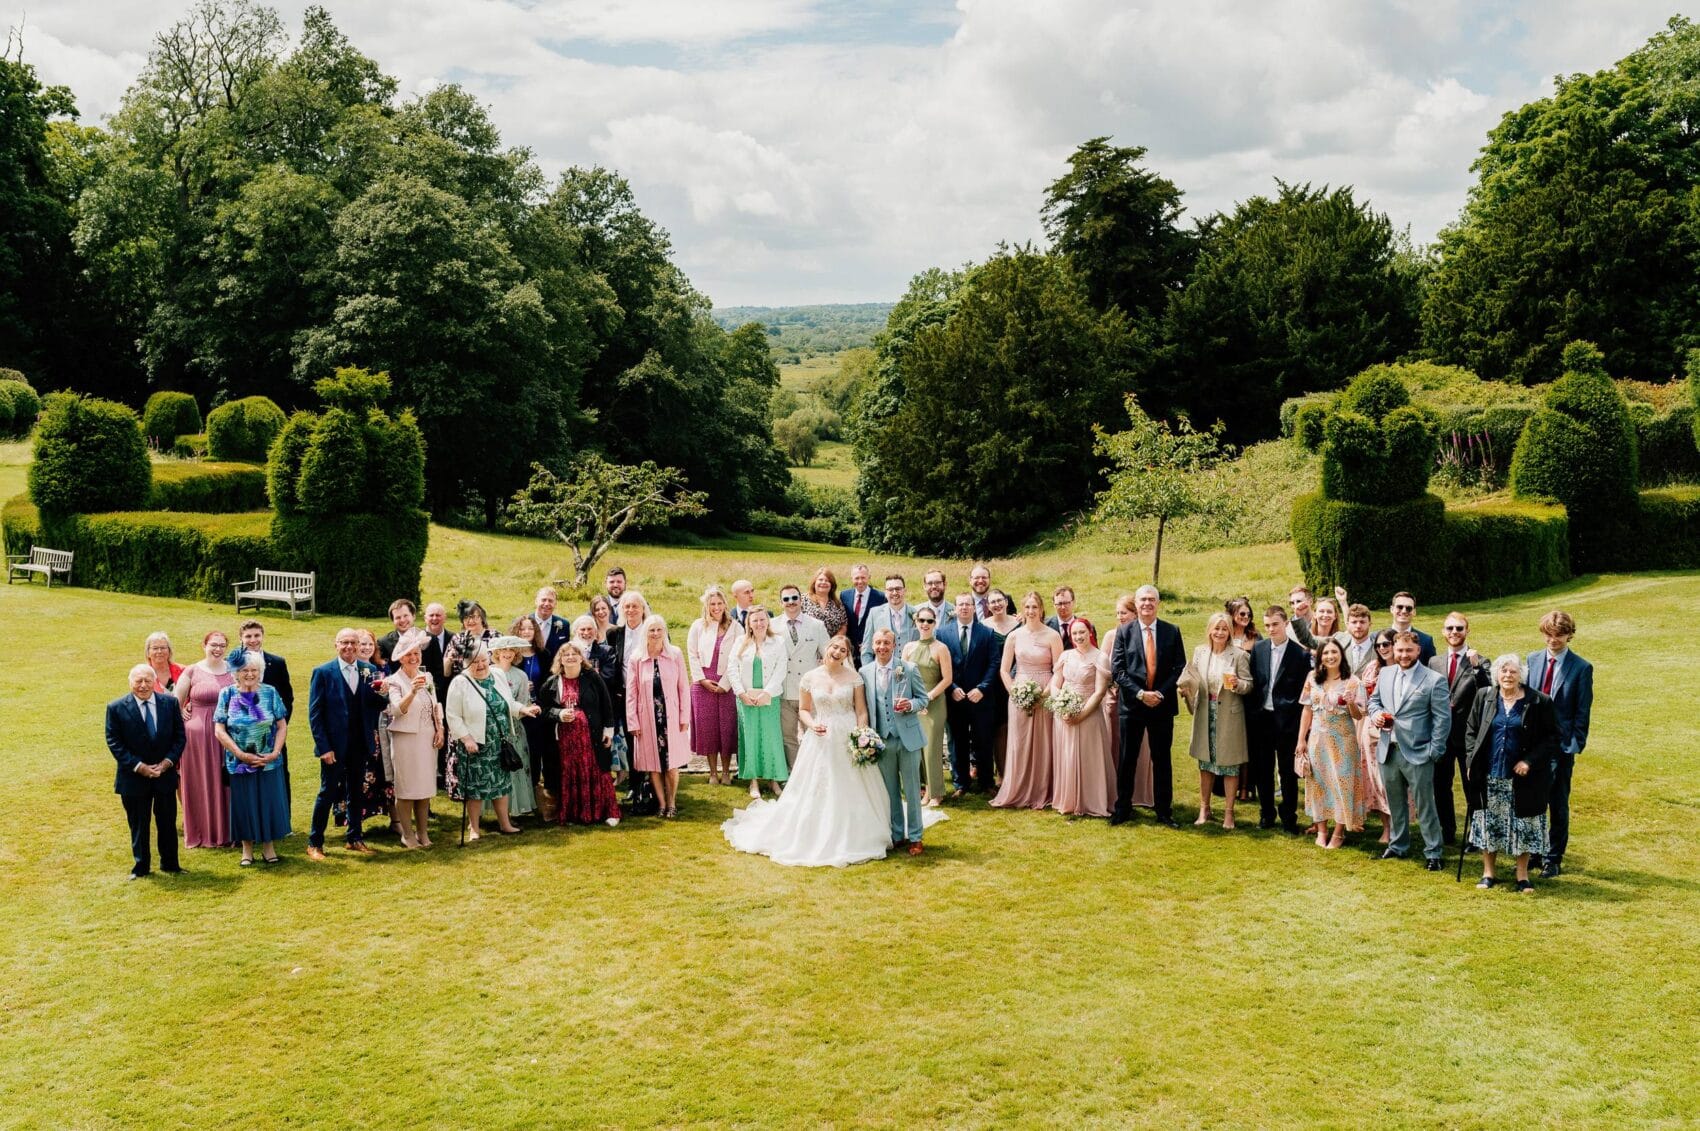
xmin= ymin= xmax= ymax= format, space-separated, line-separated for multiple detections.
xmin=712 ymin=302 xmax=895 ymax=359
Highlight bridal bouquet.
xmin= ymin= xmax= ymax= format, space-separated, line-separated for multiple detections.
xmin=847 ymin=726 xmax=885 ymax=766
xmin=1048 ymin=685 xmax=1085 ymax=719
xmin=1009 ymin=678 xmax=1045 ymax=715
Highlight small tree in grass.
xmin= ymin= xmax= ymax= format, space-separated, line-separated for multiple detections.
xmin=1095 ymin=394 xmax=1233 ymax=586
xmin=508 ymin=457 xmax=708 ymax=588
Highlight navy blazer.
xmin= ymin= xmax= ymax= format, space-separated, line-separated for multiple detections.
xmin=840 ymin=586 xmax=887 ymax=651
xmin=939 ymin=617 xmax=998 ymax=696
xmin=106 ymin=692 xmax=187 ymax=797
xmin=1525 ymin=649 xmax=1593 ymax=755
xmin=307 ymin=659 xmax=385 ymax=759
xmin=1110 ymin=618 xmax=1186 ymax=717
xmin=1250 ymin=636 xmax=1313 ymax=726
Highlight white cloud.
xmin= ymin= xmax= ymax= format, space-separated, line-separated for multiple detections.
xmin=16 ymin=0 xmax=1695 ymax=304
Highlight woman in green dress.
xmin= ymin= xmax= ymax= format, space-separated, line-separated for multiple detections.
xmin=904 ymin=608 xmax=954 ymax=807
xmin=446 ymin=642 xmax=540 ymax=841
xmin=727 ymin=606 xmax=788 ymax=800
xmin=490 ymin=636 xmax=538 ymax=819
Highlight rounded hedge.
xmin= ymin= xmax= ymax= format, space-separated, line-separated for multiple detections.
xmin=142 ymin=391 xmax=202 ymax=449
xmin=0 ymin=385 xmax=14 ymax=436
xmin=294 ymin=406 xmax=367 ymax=515
xmin=206 ymin=395 xmax=287 ymax=462
xmin=148 ymin=462 xmax=271 ymax=512
xmin=4 ymin=381 xmax=42 ymax=435
xmin=266 ymin=412 xmax=317 ymax=515
xmin=28 ymin=393 xmax=151 ymax=514
xmin=361 ymin=408 xmax=426 ymax=513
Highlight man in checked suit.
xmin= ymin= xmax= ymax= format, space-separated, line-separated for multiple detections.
xmin=1110 ymin=585 xmax=1186 ymax=827
xmin=1427 ymin=611 xmax=1491 ymax=845
xmin=1527 ymin=609 xmax=1593 ymax=878
xmin=107 ymin=664 xmax=188 ymax=879
xmin=1367 ymin=631 xmax=1452 ymax=870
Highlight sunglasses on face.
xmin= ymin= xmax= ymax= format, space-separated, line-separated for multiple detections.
xmin=1376 ymin=642 xmax=1393 ymax=650
xmin=1393 ymin=604 xmax=1414 ymax=613
xmin=915 ymin=617 xmax=935 ymax=625
xmin=1443 ymin=626 xmax=1467 ymax=633
xmin=781 ymin=595 xmax=800 ymax=603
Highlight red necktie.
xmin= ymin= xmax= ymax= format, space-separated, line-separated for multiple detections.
xmin=854 ymin=591 xmax=864 ymax=621
xmin=1541 ymin=658 xmax=1555 ymax=695
xmin=1448 ymin=652 xmax=1458 ymax=685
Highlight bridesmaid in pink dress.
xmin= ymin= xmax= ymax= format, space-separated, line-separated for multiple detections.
xmin=1051 ymin=620 xmax=1117 ymax=816
xmin=991 ymin=592 xmax=1063 ymax=810
xmin=174 ymin=629 xmax=235 ymax=848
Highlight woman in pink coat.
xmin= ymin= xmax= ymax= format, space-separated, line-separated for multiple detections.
xmin=626 ymin=614 xmax=693 ymax=818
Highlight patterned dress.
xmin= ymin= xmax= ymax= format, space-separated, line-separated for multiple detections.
xmin=801 ymin=595 xmax=847 ymax=640
xmin=452 ymin=675 xmax=513 ymax=802
xmin=215 ymin=683 xmax=292 ymax=843
xmin=1301 ymin=674 xmax=1367 ymax=829
xmin=1468 ymin=697 xmax=1550 ymax=856
xmin=556 ymin=680 xmax=621 ymax=825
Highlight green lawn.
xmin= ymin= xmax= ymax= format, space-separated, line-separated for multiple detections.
xmin=790 ymin=437 xmax=857 ymax=490
xmin=778 ymin=354 xmax=839 ymax=393
xmin=2 ymin=436 xmax=1697 ymax=1126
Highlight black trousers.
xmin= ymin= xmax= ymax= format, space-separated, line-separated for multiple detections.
xmin=1433 ymin=744 xmax=1463 ymax=844
xmin=123 ymin=790 xmax=179 ymax=875
xmin=1117 ymin=705 xmax=1174 ymax=820
xmin=308 ymin=756 xmax=350 ymax=848
xmin=525 ymin=715 xmax=559 ymax=796
xmin=1547 ymin=751 xmax=1576 ymax=861
xmin=1249 ymin=708 xmax=1301 ymax=826
xmin=946 ymin=695 xmax=996 ymax=792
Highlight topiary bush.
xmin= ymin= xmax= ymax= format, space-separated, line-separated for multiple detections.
xmin=2 ymin=381 xmax=41 ymax=436
xmin=170 ymin=433 xmax=208 ymax=459
xmin=1293 ymin=401 xmax=1328 ymax=451
xmin=1625 ymin=486 xmax=1700 ymax=569
xmin=0 ymin=385 xmax=14 ymax=437
xmin=148 ymin=462 xmax=270 ymax=513
xmin=362 ymin=408 xmax=427 ymax=514
xmin=27 ymin=393 xmax=151 ymax=515
xmin=270 ymin=510 xmax=429 ymax=615
xmin=1510 ymin=340 xmax=1640 ymax=571
xmin=1439 ymin=500 xmax=1571 ymax=600
xmin=206 ymin=395 xmax=286 ymax=462
xmin=266 ymin=412 xmax=316 ymax=514
xmin=1317 ymin=370 xmax=1436 ymax=504
xmin=294 ymin=406 xmax=367 ymax=514
xmin=1633 ymin=403 xmax=1700 ymax=485
xmin=141 ymin=391 xmax=202 ymax=450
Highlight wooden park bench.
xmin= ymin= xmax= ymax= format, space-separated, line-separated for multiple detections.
xmin=233 ymin=569 xmax=316 ymax=618
xmin=6 ymin=546 xmax=74 ymax=588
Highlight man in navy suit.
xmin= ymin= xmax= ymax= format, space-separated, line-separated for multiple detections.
xmin=106 ymin=664 xmax=187 ymax=879
xmin=306 ymin=628 xmax=388 ymax=859
xmin=1248 ymin=605 xmax=1313 ymax=832
xmin=529 ymin=585 xmax=572 ymax=672
xmin=1110 ymin=585 xmax=1186 ymax=826
xmin=1527 ymin=610 xmax=1594 ymax=878
xmin=840 ymin=562 xmax=886 ymax=664
xmin=941 ymin=593 xmax=999 ymax=795
xmin=1388 ymin=590 xmax=1435 ymax=665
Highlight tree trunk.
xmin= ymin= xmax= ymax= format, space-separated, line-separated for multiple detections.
xmin=1152 ymin=515 xmax=1166 ymax=588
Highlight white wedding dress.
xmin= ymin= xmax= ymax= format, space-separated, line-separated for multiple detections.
xmin=722 ymin=667 xmax=901 ymax=867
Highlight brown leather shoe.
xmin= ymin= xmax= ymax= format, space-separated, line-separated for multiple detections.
xmin=347 ymin=842 xmax=378 ymax=856
xmin=305 ymin=845 xmax=326 ymax=861
xmin=907 ymin=841 xmax=924 ymax=857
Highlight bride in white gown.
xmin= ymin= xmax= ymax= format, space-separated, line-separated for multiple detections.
xmin=724 ymin=636 xmax=930 ymax=867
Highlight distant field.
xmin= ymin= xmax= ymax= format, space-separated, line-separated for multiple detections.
xmin=790 ymin=438 xmax=856 ymax=490
xmin=778 ymin=354 xmax=839 ymax=392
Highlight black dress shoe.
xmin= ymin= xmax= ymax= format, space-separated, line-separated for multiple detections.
xmin=1154 ymin=816 xmax=1178 ymax=828
xmin=1281 ymin=822 xmax=1302 ymax=835
xmin=1541 ymin=859 xmax=1563 ymax=878
xmin=1108 ymin=812 xmax=1129 ymax=827
xmin=128 ymin=871 xmax=148 ymax=881
xmin=1259 ymin=816 xmax=1276 ymax=830
xmin=161 ymin=866 xmax=184 ymax=874
xmin=1425 ymin=858 xmax=1443 ymax=871
xmin=1380 ymin=848 xmax=1406 ymax=860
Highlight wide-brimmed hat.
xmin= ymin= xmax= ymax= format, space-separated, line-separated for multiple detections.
xmin=390 ymin=629 xmax=429 ymax=661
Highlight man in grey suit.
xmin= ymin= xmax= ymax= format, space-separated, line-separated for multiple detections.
xmin=861 ymin=628 xmax=927 ymax=855
xmin=1366 ymin=631 xmax=1452 ymax=869
xmin=1427 ymin=611 xmax=1490 ymax=845
xmin=860 ymin=575 xmax=919 ymax=667
xmin=777 ymin=584 xmax=829 ymax=769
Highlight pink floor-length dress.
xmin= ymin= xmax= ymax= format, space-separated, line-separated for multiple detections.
xmin=179 ymin=666 xmax=234 ymax=847
xmin=1355 ymin=661 xmax=1392 ymax=818
xmin=991 ymin=633 xmax=1055 ymax=810
xmin=1051 ymin=650 xmax=1117 ymax=816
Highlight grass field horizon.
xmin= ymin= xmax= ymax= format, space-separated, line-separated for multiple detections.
xmin=2 ymin=439 xmax=1697 ymax=1126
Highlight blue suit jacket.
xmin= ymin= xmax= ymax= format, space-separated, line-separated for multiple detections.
xmin=860 ymin=603 xmax=920 ymax=667
xmin=1525 ymin=649 xmax=1592 ymax=754
xmin=939 ymin=618 xmax=997 ymax=696
xmin=307 ymin=659 xmax=385 ymax=759
xmin=840 ymin=586 xmax=887 ymax=652
xmin=1366 ymin=663 xmax=1451 ymax=765
xmin=106 ymin=692 xmax=187 ymax=796
xmin=861 ymin=658 xmax=926 ymax=751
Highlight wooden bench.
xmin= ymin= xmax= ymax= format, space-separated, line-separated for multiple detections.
xmin=6 ymin=546 xmax=74 ymax=588
xmin=233 ymin=569 xmax=316 ymax=618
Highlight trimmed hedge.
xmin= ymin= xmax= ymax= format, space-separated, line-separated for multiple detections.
xmin=0 ymin=380 xmax=41 ymax=437
xmin=28 ymin=393 xmax=151 ymax=514
xmin=271 ymin=509 xmax=428 ymax=617
xmin=206 ymin=395 xmax=286 ymax=462
xmin=1613 ymin=487 xmax=1700 ymax=571
xmin=148 ymin=462 xmax=270 ymax=513
xmin=1633 ymin=404 xmax=1700 ymax=485
xmin=170 ymin=433 xmax=209 ymax=459
xmin=2 ymin=495 xmax=271 ymax=602
xmin=1293 ymin=492 xmax=1569 ymax=607
xmin=142 ymin=391 xmax=202 ymax=449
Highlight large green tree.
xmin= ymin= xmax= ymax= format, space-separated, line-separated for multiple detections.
xmin=1041 ymin=137 xmax=1194 ymax=324
xmin=1424 ymin=16 xmax=1700 ymax=383
xmin=1153 ymin=182 xmax=1418 ymax=440
xmin=855 ymin=248 xmax=1133 ymax=554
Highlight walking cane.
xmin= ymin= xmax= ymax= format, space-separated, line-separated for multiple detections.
xmin=1456 ymin=774 xmax=1472 ymax=881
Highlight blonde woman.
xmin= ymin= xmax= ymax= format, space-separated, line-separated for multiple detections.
xmin=625 ymin=615 xmax=691 ymax=818
xmin=1178 ymin=612 xmax=1254 ymax=828
xmin=728 ymin=606 xmax=788 ymax=800
xmin=688 ymin=584 xmax=743 ymax=785
xmin=144 ymin=632 xmax=182 ymax=691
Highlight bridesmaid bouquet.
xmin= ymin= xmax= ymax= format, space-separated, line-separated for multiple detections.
xmin=1048 ymin=686 xmax=1085 ymax=719
xmin=1009 ymin=678 xmax=1045 ymax=714
xmin=847 ymin=726 xmax=886 ymax=766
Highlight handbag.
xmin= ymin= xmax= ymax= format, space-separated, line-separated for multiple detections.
xmin=498 ymin=737 xmax=523 ymax=774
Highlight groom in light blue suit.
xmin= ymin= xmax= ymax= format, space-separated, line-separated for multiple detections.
xmin=861 ymin=628 xmax=927 ymax=855
xmin=1366 ymin=630 xmax=1452 ymax=868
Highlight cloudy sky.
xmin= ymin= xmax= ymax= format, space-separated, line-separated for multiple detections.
xmin=15 ymin=1 xmax=1691 ymax=306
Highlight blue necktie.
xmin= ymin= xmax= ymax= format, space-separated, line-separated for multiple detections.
xmin=142 ymin=699 xmax=156 ymax=737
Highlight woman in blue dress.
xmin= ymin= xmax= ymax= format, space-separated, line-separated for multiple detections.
xmin=214 ymin=654 xmax=291 ymax=866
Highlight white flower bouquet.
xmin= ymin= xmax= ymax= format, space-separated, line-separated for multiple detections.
xmin=847 ymin=726 xmax=885 ymax=766
xmin=1009 ymin=678 xmax=1045 ymax=714
xmin=1048 ymin=685 xmax=1085 ymax=719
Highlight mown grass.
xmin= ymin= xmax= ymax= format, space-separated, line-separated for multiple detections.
xmin=790 ymin=437 xmax=858 ymax=491
xmin=1 ymin=437 xmax=1697 ymax=1127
